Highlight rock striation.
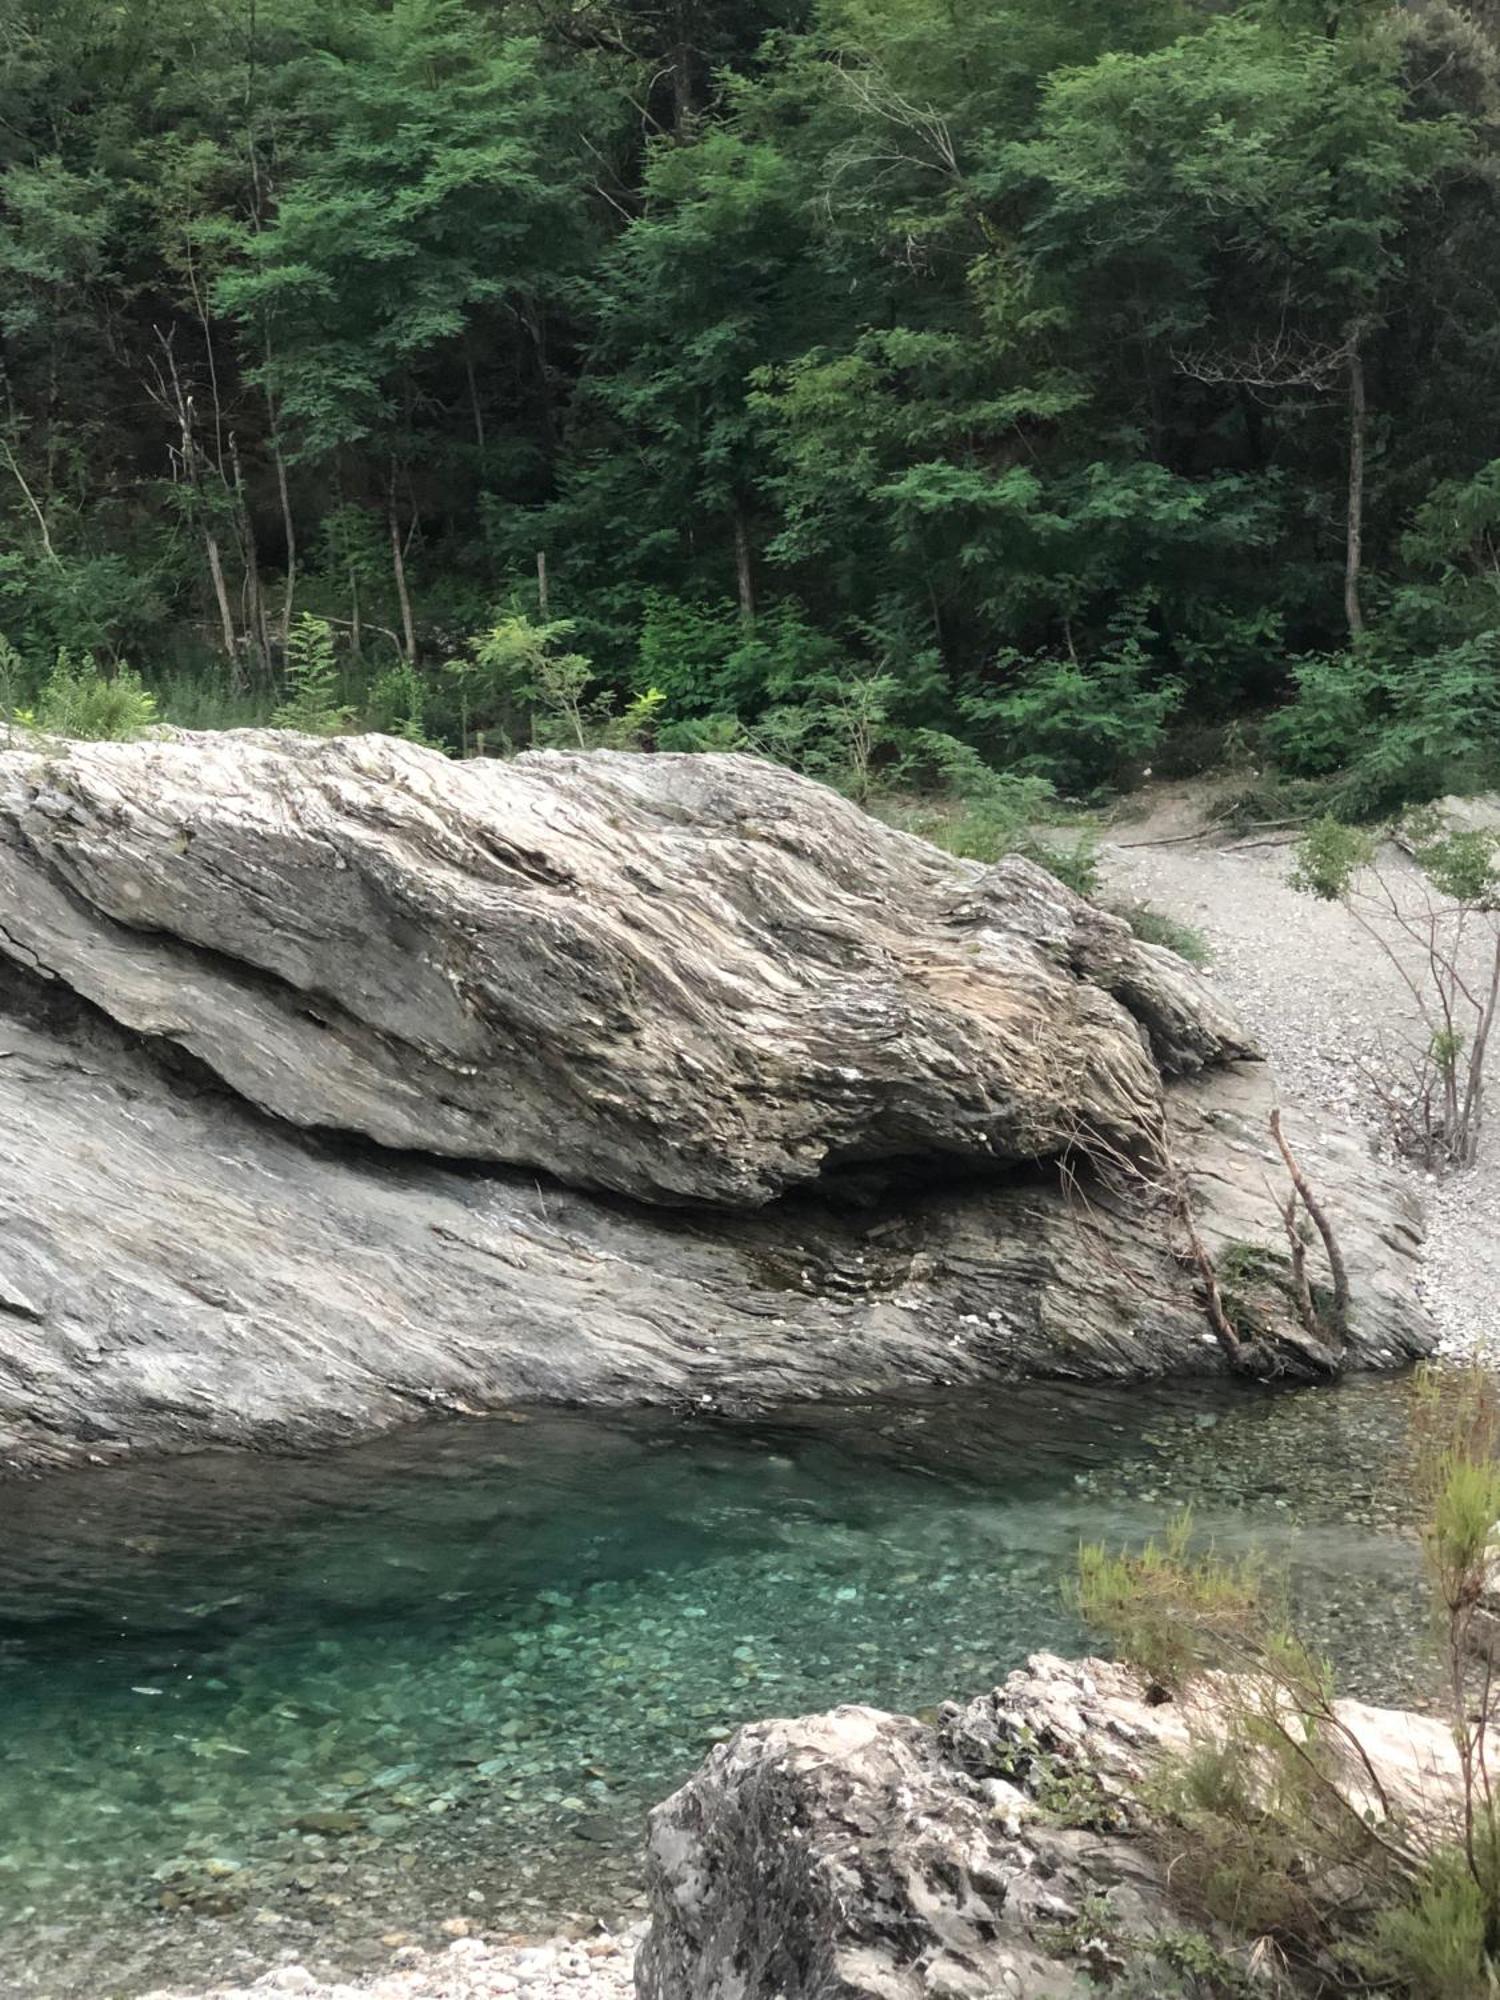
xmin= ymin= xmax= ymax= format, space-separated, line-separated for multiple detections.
xmin=0 ymin=734 xmax=1432 ymax=1473
xmin=0 ymin=734 xmax=1249 ymax=1207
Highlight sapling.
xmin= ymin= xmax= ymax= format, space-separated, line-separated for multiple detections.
xmin=1293 ymin=813 xmax=1500 ymax=1168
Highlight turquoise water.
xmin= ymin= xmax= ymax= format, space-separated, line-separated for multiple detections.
xmin=0 ymin=1380 xmax=1431 ymax=1998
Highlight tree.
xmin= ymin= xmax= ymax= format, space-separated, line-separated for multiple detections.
xmin=218 ymin=0 xmax=602 ymax=662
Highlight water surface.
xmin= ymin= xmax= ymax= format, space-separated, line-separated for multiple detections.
xmin=0 ymin=1378 xmax=1431 ymax=1998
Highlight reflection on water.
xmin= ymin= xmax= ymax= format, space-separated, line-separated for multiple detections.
xmin=0 ymin=1377 xmax=1430 ymax=1998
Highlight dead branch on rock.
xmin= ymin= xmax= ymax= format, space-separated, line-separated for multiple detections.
xmin=1270 ymin=1109 xmax=1349 ymax=1344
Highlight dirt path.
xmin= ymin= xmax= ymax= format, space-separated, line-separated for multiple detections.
xmin=1098 ymin=792 xmax=1500 ymax=1362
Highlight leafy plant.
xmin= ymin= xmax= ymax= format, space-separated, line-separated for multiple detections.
xmin=960 ymin=645 xmax=1182 ymax=797
xmin=366 ymin=661 xmax=436 ymax=746
xmin=1074 ymin=1512 xmax=1268 ymax=1696
xmin=1114 ymin=902 xmax=1210 ymax=965
xmin=272 ymin=615 xmax=350 ymax=736
xmin=33 ymin=650 xmax=158 ymax=740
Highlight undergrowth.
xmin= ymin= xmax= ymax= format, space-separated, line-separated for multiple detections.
xmin=1073 ymin=1368 xmax=1500 ymax=1997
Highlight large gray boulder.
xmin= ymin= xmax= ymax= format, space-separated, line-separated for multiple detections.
xmin=636 ymin=1669 xmax=1182 ymax=2000
xmin=0 ymin=734 xmax=1249 ymax=1207
xmin=0 ymin=960 xmax=1427 ymax=1475
xmin=0 ymin=737 xmax=1432 ymax=1474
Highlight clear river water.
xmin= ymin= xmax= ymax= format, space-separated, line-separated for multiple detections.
xmin=0 ymin=1376 xmax=1437 ymax=1999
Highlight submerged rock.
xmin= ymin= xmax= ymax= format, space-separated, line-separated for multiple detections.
xmin=0 ymin=738 xmax=1431 ymax=1474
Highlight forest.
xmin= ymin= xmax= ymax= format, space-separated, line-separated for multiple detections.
xmin=6 ymin=0 xmax=1500 ymax=821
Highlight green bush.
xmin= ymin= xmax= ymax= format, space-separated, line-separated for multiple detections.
xmin=959 ymin=645 xmax=1182 ymax=798
xmin=1114 ymin=901 xmax=1210 ymax=964
xmin=1074 ymin=1512 xmax=1269 ymax=1695
xmin=1268 ymin=637 xmax=1500 ymax=818
xmin=365 ymin=661 xmax=436 ymax=745
xmin=1366 ymin=1850 xmax=1493 ymax=2000
xmin=32 ymin=649 xmax=158 ymax=740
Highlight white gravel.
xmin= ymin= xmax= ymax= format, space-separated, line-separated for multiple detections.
xmin=153 ymin=795 xmax=1500 ymax=2000
xmin=1100 ymin=798 xmax=1500 ymax=1360
xmin=144 ymin=1925 xmax=645 ymax=2000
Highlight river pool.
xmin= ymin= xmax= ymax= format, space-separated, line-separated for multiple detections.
xmin=0 ymin=1376 xmax=1435 ymax=1998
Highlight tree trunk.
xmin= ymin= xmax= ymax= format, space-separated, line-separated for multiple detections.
xmin=672 ymin=41 xmax=694 ymax=130
xmin=536 ymin=549 xmax=550 ymax=621
xmin=1344 ymin=337 xmax=1367 ymax=644
xmin=271 ymin=429 xmax=296 ymax=644
xmin=229 ymin=435 xmax=273 ymax=683
xmin=204 ymin=530 xmax=241 ymax=687
xmin=464 ymin=342 xmax=486 ymax=457
xmin=733 ymin=504 xmax=755 ymax=626
xmin=389 ymin=480 xmax=417 ymax=664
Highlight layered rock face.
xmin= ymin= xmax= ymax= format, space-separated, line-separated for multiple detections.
xmin=0 ymin=735 xmax=1432 ymax=1473
xmin=0 ymin=735 xmax=1248 ymax=1205
xmin=637 ymin=1654 xmax=1472 ymax=2000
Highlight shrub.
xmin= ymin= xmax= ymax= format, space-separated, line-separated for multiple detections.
xmin=1268 ymin=637 xmax=1500 ymax=818
xmin=959 ymin=643 xmax=1182 ymax=797
xmin=1074 ymin=1512 xmax=1268 ymax=1695
xmin=366 ymin=662 xmax=436 ymax=746
xmin=1114 ymin=901 xmax=1210 ymax=964
xmin=1265 ymin=652 xmax=1380 ymax=780
xmin=1366 ymin=1849 xmax=1492 ymax=2000
xmin=32 ymin=649 xmax=158 ymax=740
xmin=754 ymin=665 xmax=901 ymax=800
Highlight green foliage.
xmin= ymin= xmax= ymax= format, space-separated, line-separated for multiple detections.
xmin=273 ymin=616 xmax=350 ymax=736
xmin=960 ymin=646 xmax=1182 ymax=797
xmin=3 ymin=0 xmax=1500 ymax=807
xmin=1270 ymin=639 xmax=1500 ymax=816
xmin=1074 ymin=1513 xmax=1268 ymax=1695
xmin=447 ymin=614 xmax=606 ymax=751
xmin=876 ymin=730 xmax=1103 ymax=889
xmin=1290 ymin=817 xmax=1377 ymax=902
xmin=1409 ymin=823 xmax=1500 ymax=911
xmin=366 ymin=662 xmax=436 ymax=746
xmin=1366 ymin=1846 xmax=1494 ymax=2000
xmin=1114 ymin=902 xmax=1210 ymax=965
xmin=32 ymin=651 xmax=158 ymax=741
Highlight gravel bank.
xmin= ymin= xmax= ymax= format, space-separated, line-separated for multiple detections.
xmin=144 ymin=1927 xmax=644 ymax=2000
xmin=1100 ymin=798 xmax=1500 ymax=1360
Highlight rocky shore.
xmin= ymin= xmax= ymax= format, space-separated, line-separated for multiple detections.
xmin=148 ymin=1650 xmax=1479 ymax=2000
xmin=143 ymin=1931 xmax=643 ymax=2000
